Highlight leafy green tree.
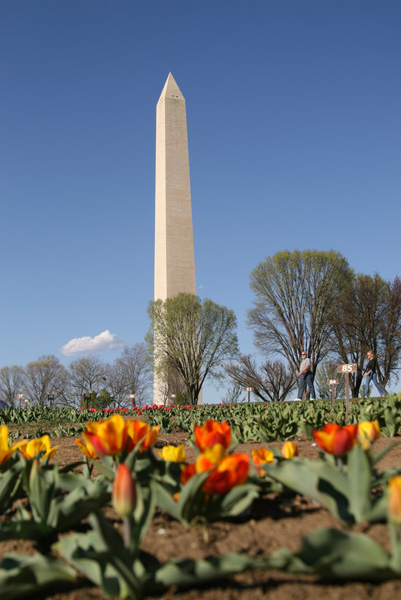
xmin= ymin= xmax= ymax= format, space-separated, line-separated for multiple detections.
xmin=147 ymin=293 xmax=239 ymax=406
xmin=248 ymin=249 xmax=354 ymax=377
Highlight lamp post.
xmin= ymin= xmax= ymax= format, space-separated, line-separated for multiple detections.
xmin=129 ymin=394 xmax=136 ymax=410
xmin=84 ymin=392 xmax=91 ymax=410
xmin=16 ymin=394 xmax=25 ymax=409
xmin=244 ymin=387 xmax=254 ymax=404
xmin=170 ymin=394 xmax=176 ymax=406
xmin=47 ymin=393 xmax=55 ymax=405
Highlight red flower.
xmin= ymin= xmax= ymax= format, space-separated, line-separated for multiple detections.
xmin=194 ymin=420 xmax=231 ymax=452
xmin=202 ymin=453 xmax=250 ymax=495
xmin=313 ymin=423 xmax=358 ymax=456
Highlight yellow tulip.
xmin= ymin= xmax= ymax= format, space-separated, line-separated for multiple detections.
xmin=357 ymin=421 xmax=381 ymax=450
xmin=388 ymin=476 xmax=401 ymax=525
xmin=18 ymin=435 xmax=58 ymax=461
xmin=281 ymin=441 xmax=298 ymax=459
xmin=0 ymin=425 xmax=21 ymax=465
xmin=158 ymin=444 xmax=186 ymax=462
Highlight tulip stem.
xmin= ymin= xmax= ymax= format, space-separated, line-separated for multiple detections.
xmin=123 ymin=519 xmax=132 ymax=549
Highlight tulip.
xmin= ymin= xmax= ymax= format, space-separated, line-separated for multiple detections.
xmin=180 ymin=462 xmax=197 ymax=485
xmin=75 ymin=438 xmax=98 ymax=459
xmin=313 ymin=423 xmax=358 ymax=456
xmin=281 ymin=441 xmax=298 ymax=459
xmin=18 ymin=435 xmax=58 ymax=461
xmin=202 ymin=453 xmax=250 ymax=495
xmin=82 ymin=414 xmax=128 ymax=456
xmin=158 ymin=444 xmax=186 ymax=462
xmin=357 ymin=421 xmax=381 ymax=450
xmin=194 ymin=420 xmax=231 ymax=452
xmin=388 ymin=476 xmax=401 ymax=526
xmin=126 ymin=419 xmax=160 ymax=453
xmin=112 ymin=463 xmax=137 ymax=519
xmin=252 ymin=447 xmax=274 ymax=477
xmin=0 ymin=425 xmax=21 ymax=465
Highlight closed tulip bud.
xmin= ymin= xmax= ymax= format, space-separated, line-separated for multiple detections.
xmin=388 ymin=476 xmax=401 ymax=525
xmin=281 ymin=441 xmax=298 ymax=459
xmin=112 ymin=463 xmax=136 ymax=519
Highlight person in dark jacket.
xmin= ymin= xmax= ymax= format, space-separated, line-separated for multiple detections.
xmin=364 ymin=350 xmax=386 ymax=398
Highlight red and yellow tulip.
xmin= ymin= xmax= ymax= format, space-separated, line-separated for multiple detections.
xmin=281 ymin=441 xmax=298 ymax=459
xmin=82 ymin=414 xmax=128 ymax=457
xmin=0 ymin=425 xmax=21 ymax=465
xmin=126 ymin=420 xmax=159 ymax=453
xmin=194 ymin=420 xmax=231 ymax=452
xmin=313 ymin=423 xmax=358 ymax=456
xmin=112 ymin=463 xmax=137 ymax=519
xmin=252 ymin=447 xmax=274 ymax=476
xmin=18 ymin=435 xmax=58 ymax=461
xmin=75 ymin=438 xmax=98 ymax=459
xmin=202 ymin=453 xmax=250 ymax=495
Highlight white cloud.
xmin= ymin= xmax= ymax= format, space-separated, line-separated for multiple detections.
xmin=60 ymin=330 xmax=125 ymax=356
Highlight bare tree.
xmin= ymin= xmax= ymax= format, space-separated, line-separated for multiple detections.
xmin=331 ymin=274 xmax=401 ymax=396
xmin=68 ymin=356 xmax=107 ymax=405
xmin=23 ymin=355 xmax=69 ymax=405
xmin=0 ymin=365 xmax=25 ymax=406
xmin=109 ymin=344 xmax=152 ymax=407
xmin=248 ymin=250 xmax=353 ymax=377
xmin=226 ymin=355 xmax=296 ymax=402
xmin=314 ymin=359 xmax=346 ymax=400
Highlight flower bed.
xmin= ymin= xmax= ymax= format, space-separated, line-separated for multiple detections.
xmin=1 ymin=415 xmax=401 ymax=600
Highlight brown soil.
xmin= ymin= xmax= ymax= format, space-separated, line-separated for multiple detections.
xmin=2 ymin=433 xmax=401 ymax=600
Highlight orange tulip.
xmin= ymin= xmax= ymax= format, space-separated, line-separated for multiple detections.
xmin=388 ymin=476 xmax=401 ymax=525
xmin=281 ymin=441 xmax=298 ymax=459
xmin=194 ymin=420 xmax=231 ymax=452
xmin=126 ymin=420 xmax=159 ymax=453
xmin=18 ymin=435 xmax=58 ymax=461
xmin=0 ymin=425 xmax=21 ymax=465
xmin=83 ymin=414 xmax=127 ymax=456
xmin=202 ymin=453 xmax=250 ymax=495
xmin=357 ymin=421 xmax=381 ymax=450
xmin=112 ymin=463 xmax=136 ymax=519
xmin=313 ymin=423 xmax=358 ymax=456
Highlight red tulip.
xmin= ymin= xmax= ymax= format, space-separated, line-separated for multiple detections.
xmin=313 ymin=423 xmax=358 ymax=456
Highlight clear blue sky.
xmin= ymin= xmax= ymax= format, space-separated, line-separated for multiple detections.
xmin=1 ymin=1 xmax=400 ymax=400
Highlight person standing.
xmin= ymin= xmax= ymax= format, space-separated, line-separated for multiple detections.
xmin=364 ymin=350 xmax=386 ymax=398
xmin=296 ymin=350 xmax=316 ymax=400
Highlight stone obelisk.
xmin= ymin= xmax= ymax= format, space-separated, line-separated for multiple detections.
xmin=154 ymin=73 xmax=198 ymax=405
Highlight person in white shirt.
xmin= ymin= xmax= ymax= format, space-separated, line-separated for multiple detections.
xmin=296 ymin=350 xmax=316 ymax=400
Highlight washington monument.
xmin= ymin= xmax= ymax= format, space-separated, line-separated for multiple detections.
xmin=154 ymin=73 xmax=198 ymax=405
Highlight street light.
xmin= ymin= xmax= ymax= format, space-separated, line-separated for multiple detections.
xmin=16 ymin=394 xmax=25 ymax=409
xmin=47 ymin=394 xmax=55 ymax=405
xmin=84 ymin=392 xmax=91 ymax=410
xmin=129 ymin=394 xmax=136 ymax=410
xmin=170 ymin=394 xmax=176 ymax=406
xmin=244 ymin=387 xmax=254 ymax=404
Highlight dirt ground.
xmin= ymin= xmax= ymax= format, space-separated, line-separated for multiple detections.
xmin=2 ymin=432 xmax=401 ymax=600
